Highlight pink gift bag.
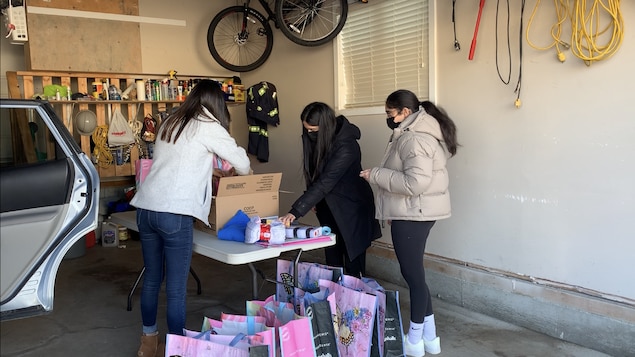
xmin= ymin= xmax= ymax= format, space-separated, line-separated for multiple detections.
xmin=183 ymin=329 xmax=270 ymax=357
xmin=246 ymin=294 xmax=297 ymax=328
xmin=319 ymin=279 xmax=378 ymax=357
xmin=276 ymin=260 xmax=343 ymax=309
xmin=135 ymin=159 xmax=152 ymax=188
xmin=201 ymin=316 xmax=276 ymax=357
xmin=165 ymin=333 xmax=253 ymax=357
xmin=341 ymin=275 xmax=387 ymax=357
xmin=278 ymin=317 xmax=317 ymax=357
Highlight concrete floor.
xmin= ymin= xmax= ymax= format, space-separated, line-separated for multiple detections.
xmin=0 ymin=238 xmax=611 ymax=357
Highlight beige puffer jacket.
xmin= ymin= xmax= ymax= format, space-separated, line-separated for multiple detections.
xmin=369 ymin=109 xmax=451 ymax=221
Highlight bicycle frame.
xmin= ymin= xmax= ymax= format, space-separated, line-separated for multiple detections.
xmin=251 ymin=0 xmax=281 ymax=28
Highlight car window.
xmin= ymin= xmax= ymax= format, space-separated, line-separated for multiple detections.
xmin=0 ymin=106 xmax=63 ymax=168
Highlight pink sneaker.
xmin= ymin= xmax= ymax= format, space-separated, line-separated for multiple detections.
xmin=423 ymin=336 xmax=441 ymax=354
xmin=404 ymin=337 xmax=425 ymax=357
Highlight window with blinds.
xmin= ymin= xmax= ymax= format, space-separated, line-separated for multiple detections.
xmin=337 ymin=1 xmax=429 ymax=110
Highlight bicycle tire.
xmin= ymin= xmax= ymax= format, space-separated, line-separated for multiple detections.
xmin=275 ymin=0 xmax=348 ymax=47
xmin=207 ymin=6 xmax=274 ymax=72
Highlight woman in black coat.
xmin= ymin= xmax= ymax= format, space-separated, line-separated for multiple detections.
xmin=279 ymin=102 xmax=381 ymax=277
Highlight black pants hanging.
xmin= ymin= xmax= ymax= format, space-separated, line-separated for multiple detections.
xmin=391 ymin=220 xmax=436 ymax=323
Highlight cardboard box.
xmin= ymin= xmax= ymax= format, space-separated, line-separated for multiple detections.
xmin=196 ymin=173 xmax=282 ymax=233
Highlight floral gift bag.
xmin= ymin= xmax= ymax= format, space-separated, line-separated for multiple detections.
xmin=319 ymin=279 xmax=378 ymax=357
xmin=341 ymin=275 xmax=387 ymax=357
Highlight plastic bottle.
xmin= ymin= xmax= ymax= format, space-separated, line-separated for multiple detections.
xmin=55 ymin=88 xmax=61 ymax=101
xmin=102 ymin=221 xmax=119 ymax=247
xmin=136 ymin=79 xmax=146 ymax=101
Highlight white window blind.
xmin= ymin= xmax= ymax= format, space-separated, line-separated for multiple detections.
xmin=338 ymin=0 xmax=429 ymax=109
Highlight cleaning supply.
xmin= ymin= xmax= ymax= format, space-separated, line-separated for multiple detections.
xmin=102 ymin=221 xmax=119 ymax=247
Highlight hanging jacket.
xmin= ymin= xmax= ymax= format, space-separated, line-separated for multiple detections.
xmin=246 ymin=81 xmax=280 ymax=162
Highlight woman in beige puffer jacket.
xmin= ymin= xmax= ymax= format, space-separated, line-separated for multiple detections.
xmin=360 ymin=89 xmax=458 ymax=357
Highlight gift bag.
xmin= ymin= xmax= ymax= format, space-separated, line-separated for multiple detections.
xmin=276 ymin=260 xmax=343 ymax=307
xmin=212 ymin=154 xmax=234 ymax=196
xmin=246 ymin=295 xmax=297 ymax=328
xmin=166 ymin=333 xmax=255 ymax=357
xmin=278 ymin=317 xmax=317 ymax=357
xmin=341 ymin=275 xmax=387 ymax=357
xmin=319 ymin=279 xmax=378 ymax=357
xmin=107 ymin=108 xmax=135 ymax=146
xmin=202 ymin=315 xmax=276 ymax=357
xmin=135 ymin=159 xmax=153 ymax=188
xmin=292 ymin=286 xmax=324 ymax=316
xmin=383 ymin=290 xmax=405 ymax=357
xmin=305 ymin=298 xmax=340 ymax=357
xmin=183 ymin=329 xmax=270 ymax=357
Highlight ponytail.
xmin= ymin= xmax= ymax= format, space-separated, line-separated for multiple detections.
xmin=421 ymin=101 xmax=459 ymax=156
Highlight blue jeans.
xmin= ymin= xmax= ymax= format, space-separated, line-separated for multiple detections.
xmin=136 ymin=208 xmax=193 ymax=335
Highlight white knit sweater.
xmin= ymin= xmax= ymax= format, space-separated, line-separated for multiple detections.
xmin=131 ymin=111 xmax=251 ymax=224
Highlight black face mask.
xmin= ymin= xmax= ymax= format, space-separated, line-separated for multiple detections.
xmin=386 ymin=117 xmax=400 ymax=130
xmin=307 ymin=131 xmax=318 ymax=142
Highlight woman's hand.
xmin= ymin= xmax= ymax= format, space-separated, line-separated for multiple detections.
xmin=279 ymin=213 xmax=296 ymax=227
xmin=360 ymin=169 xmax=371 ymax=181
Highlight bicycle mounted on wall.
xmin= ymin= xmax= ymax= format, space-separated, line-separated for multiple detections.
xmin=207 ymin=0 xmax=348 ymax=72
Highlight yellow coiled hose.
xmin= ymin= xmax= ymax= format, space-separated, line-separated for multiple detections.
xmin=92 ymin=125 xmax=113 ymax=168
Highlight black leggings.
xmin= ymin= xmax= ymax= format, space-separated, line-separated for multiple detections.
xmin=391 ymin=220 xmax=435 ymax=323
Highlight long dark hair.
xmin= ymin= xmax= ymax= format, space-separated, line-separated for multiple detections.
xmin=386 ymin=89 xmax=459 ymax=156
xmin=301 ymin=102 xmax=338 ymax=184
xmin=159 ymin=79 xmax=230 ymax=143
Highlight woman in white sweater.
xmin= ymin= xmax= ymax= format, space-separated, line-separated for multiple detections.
xmin=131 ymin=80 xmax=251 ymax=356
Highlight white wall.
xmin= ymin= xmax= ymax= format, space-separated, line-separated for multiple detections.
xmin=430 ymin=1 xmax=635 ymax=300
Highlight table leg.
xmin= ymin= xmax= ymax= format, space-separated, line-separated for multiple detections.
xmin=128 ymin=266 xmax=145 ymax=311
xmin=189 ymin=267 xmax=202 ymax=295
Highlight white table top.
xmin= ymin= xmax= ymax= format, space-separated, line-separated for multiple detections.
xmin=110 ymin=211 xmax=335 ymax=265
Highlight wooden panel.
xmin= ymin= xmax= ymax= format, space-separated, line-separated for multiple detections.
xmin=22 ymin=76 xmax=34 ymax=98
xmin=26 ymin=15 xmax=141 ymax=72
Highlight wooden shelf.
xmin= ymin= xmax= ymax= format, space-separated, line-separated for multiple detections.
xmin=6 ymin=70 xmax=243 ymax=180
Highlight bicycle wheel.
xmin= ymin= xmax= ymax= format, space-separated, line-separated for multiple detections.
xmin=207 ymin=6 xmax=274 ymax=72
xmin=275 ymin=0 xmax=348 ymax=47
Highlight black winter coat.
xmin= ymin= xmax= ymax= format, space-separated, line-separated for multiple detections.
xmin=289 ymin=116 xmax=381 ymax=260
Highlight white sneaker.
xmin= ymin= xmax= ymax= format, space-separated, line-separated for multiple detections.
xmin=404 ymin=337 xmax=425 ymax=357
xmin=423 ymin=336 xmax=441 ymax=354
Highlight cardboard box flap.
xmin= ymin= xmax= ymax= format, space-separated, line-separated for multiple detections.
xmin=216 ymin=173 xmax=282 ymax=197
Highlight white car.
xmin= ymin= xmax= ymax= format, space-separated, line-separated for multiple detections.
xmin=0 ymin=99 xmax=100 ymax=321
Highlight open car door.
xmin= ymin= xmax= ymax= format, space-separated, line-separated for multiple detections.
xmin=0 ymin=99 xmax=100 ymax=321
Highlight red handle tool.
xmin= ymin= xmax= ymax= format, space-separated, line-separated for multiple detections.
xmin=469 ymin=0 xmax=486 ymax=60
